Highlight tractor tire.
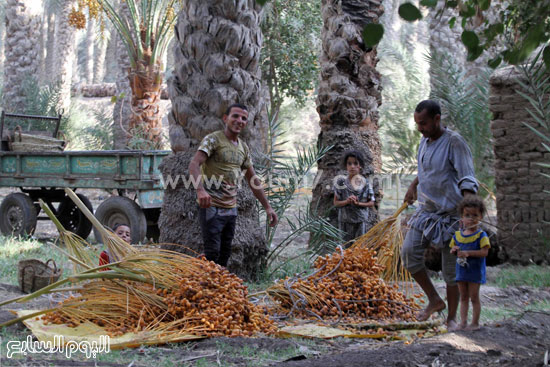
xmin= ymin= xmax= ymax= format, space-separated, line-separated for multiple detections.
xmin=57 ymin=193 xmax=94 ymax=239
xmin=0 ymin=193 xmax=37 ymax=237
xmin=93 ymin=196 xmax=147 ymax=244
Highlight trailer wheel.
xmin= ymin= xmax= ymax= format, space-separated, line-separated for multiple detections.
xmin=58 ymin=194 xmax=94 ymax=239
xmin=93 ymin=197 xmax=147 ymax=244
xmin=0 ymin=193 xmax=37 ymax=236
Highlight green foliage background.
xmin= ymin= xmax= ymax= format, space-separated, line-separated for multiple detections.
xmin=427 ymin=51 xmax=495 ymax=197
xmin=378 ymin=32 xmax=429 ymax=174
xmin=260 ymin=0 xmax=321 ymax=115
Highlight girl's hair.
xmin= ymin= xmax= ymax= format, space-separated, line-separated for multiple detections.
xmin=341 ymin=150 xmax=365 ymax=170
xmin=112 ymin=223 xmax=130 ymax=232
xmin=457 ymin=195 xmax=486 ymax=217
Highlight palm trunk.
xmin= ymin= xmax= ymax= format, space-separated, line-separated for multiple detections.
xmin=93 ymin=29 xmax=108 ymax=84
xmin=165 ymin=37 xmax=175 ymax=74
xmin=2 ymin=0 xmax=43 ymax=112
xmin=38 ymin=7 xmax=47 ymax=84
xmin=84 ymin=18 xmax=96 ymax=84
xmin=0 ymin=5 xmax=5 ymax=79
xmin=72 ymin=40 xmax=80 ymax=86
xmin=54 ymin=0 xmax=77 ymax=111
xmin=427 ymin=0 xmax=501 ymax=84
xmin=112 ymin=2 xmax=132 ymax=150
xmin=311 ymin=0 xmax=384 ymax=228
xmin=104 ymin=25 xmax=118 ymax=83
xmin=44 ymin=9 xmax=56 ymax=84
xmin=427 ymin=2 xmax=466 ymax=89
xmin=402 ymin=0 xmax=419 ymax=53
xmin=382 ymin=0 xmax=400 ymax=41
xmin=127 ymin=64 xmax=163 ymax=147
xmin=160 ymin=0 xmax=267 ymax=280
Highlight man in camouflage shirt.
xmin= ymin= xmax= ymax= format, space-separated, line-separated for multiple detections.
xmin=189 ymin=103 xmax=277 ymax=266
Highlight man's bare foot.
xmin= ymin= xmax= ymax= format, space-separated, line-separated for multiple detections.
xmin=465 ymin=324 xmax=481 ymax=331
xmin=417 ymin=299 xmax=446 ymax=321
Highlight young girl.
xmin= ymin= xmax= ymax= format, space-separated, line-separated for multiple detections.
xmin=449 ymin=195 xmax=490 ymax=331
xmin=99 ymin=223 xmax=131 ymax=266
xmin=333 ymin=150 xmax=376 ymax=246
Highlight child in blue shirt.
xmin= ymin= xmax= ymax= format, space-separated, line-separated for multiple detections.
xmin=450 ymin=195 xmax=490 ymax=331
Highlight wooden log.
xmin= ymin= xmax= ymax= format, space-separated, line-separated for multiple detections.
xmin=338 ymin=319 xmax=442 ymax=331
xmin=72 ymin=83 xmax=169 ymax=99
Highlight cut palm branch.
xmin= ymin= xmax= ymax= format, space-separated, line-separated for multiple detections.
xmin=38 ymin=252 xmax=277 ymax=338
xmin=351 ymin=202 xmax=411 ymax=284
xmin=254 ymin=111 xmax=338 ymax=268
xmin=64 ymin=188 xmax=136 ymax=262
xmin=39 ymin=199 xmax=96 ymax=273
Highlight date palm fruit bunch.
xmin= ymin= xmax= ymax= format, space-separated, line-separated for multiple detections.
xmin=41 ymin=253 xmax=276 ymax=337
xmin=265 ymin=245 xmax=421 ymax=323
xmin=1 ymin=189 xmax=275 ymax=340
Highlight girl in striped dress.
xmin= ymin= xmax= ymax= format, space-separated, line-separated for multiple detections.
xmin=450 ymin=196 xmax=490 ymax=331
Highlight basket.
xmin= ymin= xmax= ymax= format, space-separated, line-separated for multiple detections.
xmin=9 ymin=141 xmax=65 ymax=152
xmin=8 ymin=126 xmax=66 ymax=152
xmin=18 ymin=259 xmax=63 ymax=294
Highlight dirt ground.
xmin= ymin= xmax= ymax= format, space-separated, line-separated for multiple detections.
xmin=279 ymin=311 xmax=550 ymax=367
xmin=1 ymin=280 xmax=549 ymax=366
xmin=1 ymin=188 xmax=549 ymax=366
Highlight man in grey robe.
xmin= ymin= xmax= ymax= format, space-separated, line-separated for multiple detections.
xmin=402 ymin=100 xmax=478 ymax=330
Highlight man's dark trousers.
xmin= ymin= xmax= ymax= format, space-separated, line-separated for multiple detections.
xmin=199 ymin=206 xmax=237 ymax=267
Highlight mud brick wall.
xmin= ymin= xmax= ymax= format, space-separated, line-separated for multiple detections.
xmin=489 ymin=66 xmax=550 ymax=264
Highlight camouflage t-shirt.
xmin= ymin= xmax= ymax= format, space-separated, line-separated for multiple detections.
xmin=198 ymin=130 xmax=252 ymax=208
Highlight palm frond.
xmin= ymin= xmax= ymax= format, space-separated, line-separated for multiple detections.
xmin=378 ymin=38 xmax=427 ymax=175
xmin=252 ymin=108 xmax=335 ymax=275
xmin=78 ymin=107 xmax=115 ymax=150
xmin=516 ymin=47 xmax=550 ymax=133
xmin=19 ymin=76 xmax=62 ymax=119
xmin=265 ymin=201 xmax=342 ymax=268
xmin=81 ymin=0 xmax=179 ymax=68
xmin=426 ymin=50 xmax=495 ymax=197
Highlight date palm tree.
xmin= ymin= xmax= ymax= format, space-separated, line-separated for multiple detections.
xmin=56 ymin=0 xmax=78 ymax=111
xmin=159 ymin=0 xmax=267 ymax=280
xmin=311 ymin=0 xmax=385 ymax=227
xmin=2 ymin=0 xmax=43 ymax=112
xmin=72 ymin=0 xmax=179 ymax=147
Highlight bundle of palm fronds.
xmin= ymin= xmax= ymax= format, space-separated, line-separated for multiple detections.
xmin=351 ymin=202 xmax=411 ymax=283
xmin=1 ymin=189 xmax=276 ymax=339
xmin=38 ymin=250 xmax=276 ymax=338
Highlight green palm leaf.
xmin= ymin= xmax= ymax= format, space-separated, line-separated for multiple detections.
xmin=426 ymin=50 xmax=495 ymax=197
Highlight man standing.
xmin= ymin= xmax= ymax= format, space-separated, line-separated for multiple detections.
xmin=402 ymin=100 xmax=478 ymax=329
xmin=189 ymin=103 xmax=278 ymax=267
